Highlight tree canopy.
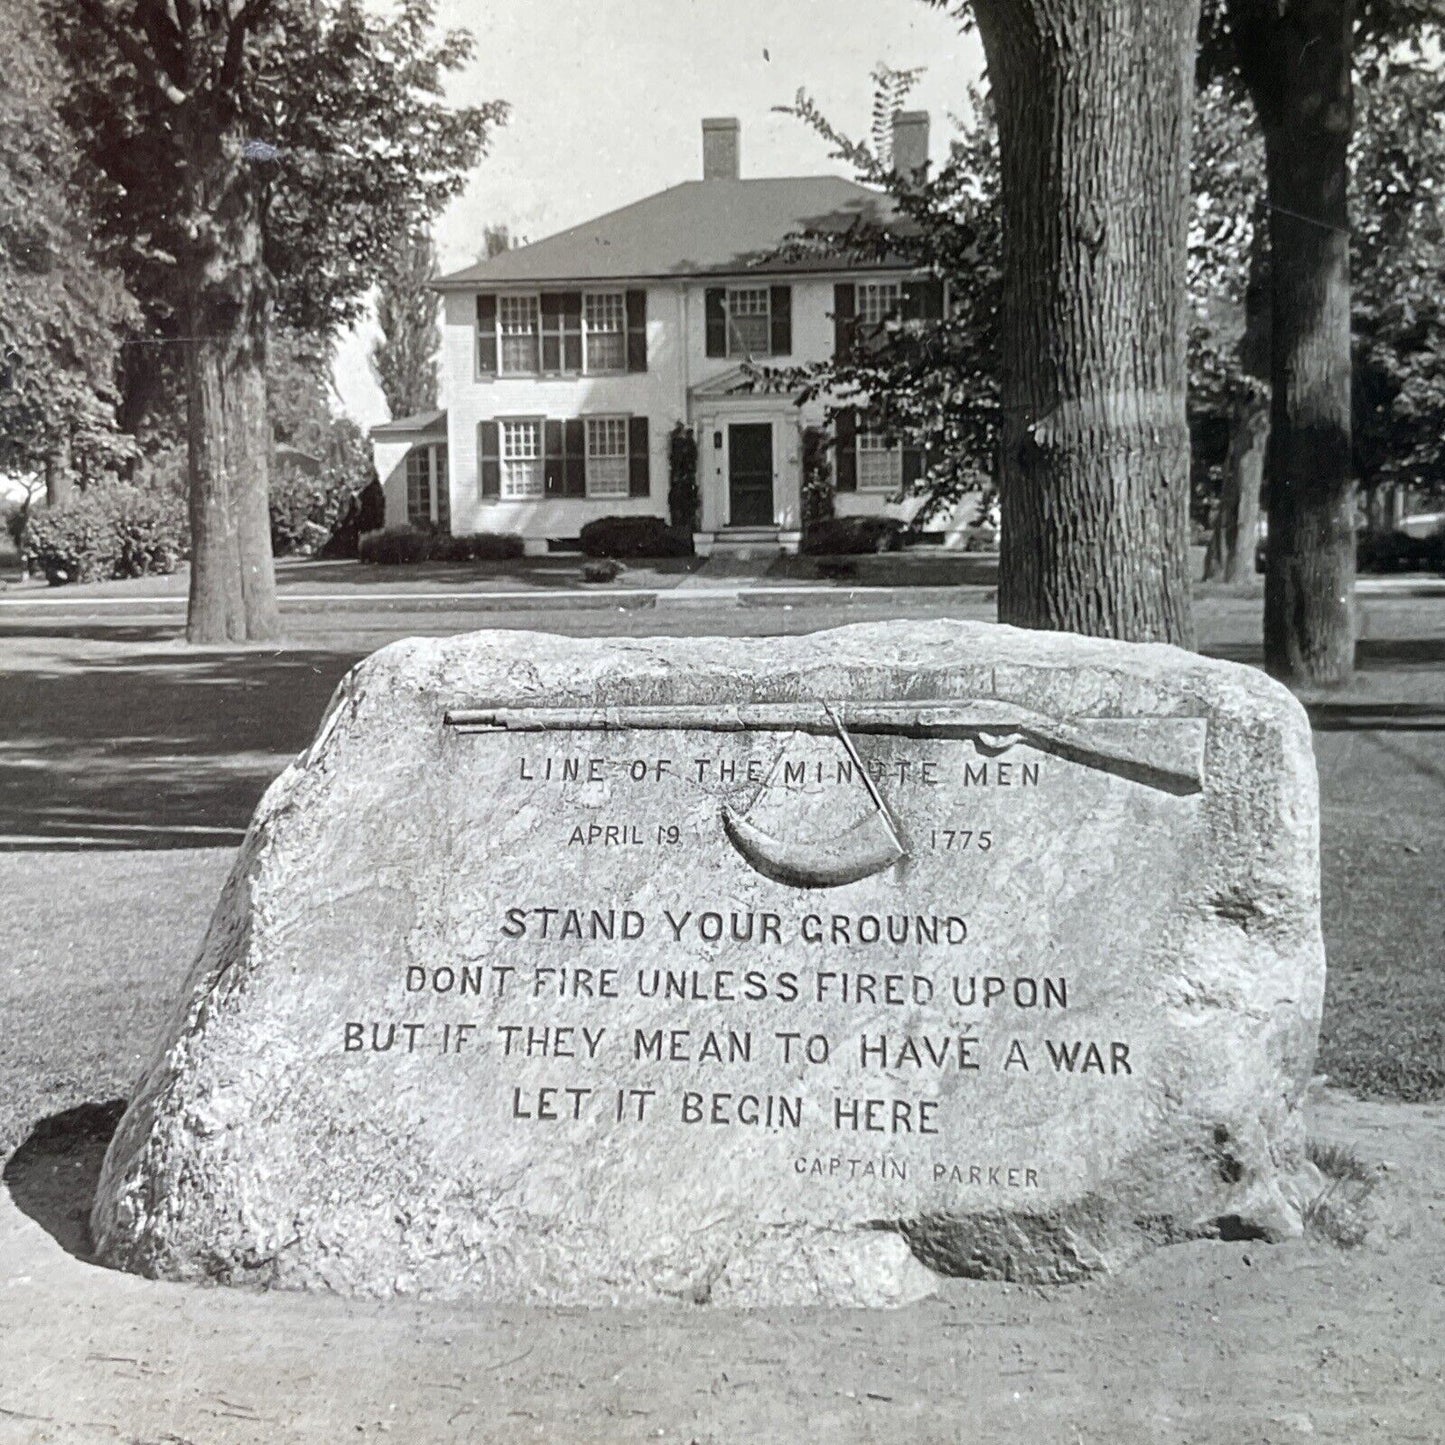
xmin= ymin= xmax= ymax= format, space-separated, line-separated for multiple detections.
xmin=54 ymin=0 xmax=505 ymax=349
xmin=0 ymin=0 xmax=135 ymax=488
xmin=371 ymin=229 xmax=441 ymax=422
xmin=773 ymin=71 xmax=999 ymax=526
xmin=49 ymin=0 xmax=505 ymax=641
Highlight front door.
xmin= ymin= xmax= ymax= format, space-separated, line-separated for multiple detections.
xmin=728 ymin=423 xmax=774 ymax=527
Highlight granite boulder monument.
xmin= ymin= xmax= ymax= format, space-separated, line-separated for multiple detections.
xmin=90 ymin=621 xmax=1326 ymax=1306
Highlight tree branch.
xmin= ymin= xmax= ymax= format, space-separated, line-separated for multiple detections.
xmin=73 ymin=0 xmax=189 ymax=105
xmin=219 ymin=0 xmax=275 ymax=97
xmin=136 ymin=0 xmax=190 ymax=93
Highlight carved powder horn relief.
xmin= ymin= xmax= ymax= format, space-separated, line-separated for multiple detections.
xmin=719 ymin=702 xmax=906 ymax=890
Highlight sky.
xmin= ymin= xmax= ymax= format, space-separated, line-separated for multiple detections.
xmin=333 ymin=0 xmax=985 ymax=426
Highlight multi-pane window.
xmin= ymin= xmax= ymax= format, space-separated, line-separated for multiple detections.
xmin=499 ymin=295 xmax=540 ymax=373
xmin=405 ymin=450 xmax=432 ymax=527
xmin=584 ymin=292 xmax=626 ymax=372
xmin=585 ymin=417 xmax=629 ymax=498
xmin=432 ymin=446 xmax=449 ymax=530
xmin=405 ymin=445 xmax=449 ymax=528
xmin=857 ymin=429 xmax=904 ymax=493
xmin=501 ymin=419 xmax=544 ymax=499
xmin=727 ymin=287 xmax=771 ymax=354
xmin=480 ymin=290 xmax=643 ymax=375
xmin=858 ymin=282 xmax=903 ymax=327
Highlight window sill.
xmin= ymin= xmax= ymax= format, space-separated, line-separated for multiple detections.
xmin=476 ymin=369 xmax=639 ymax=382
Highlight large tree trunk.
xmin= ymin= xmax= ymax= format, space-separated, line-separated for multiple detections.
xmin=1204 ymin=196 xmax=1272 ymax=584
xmin=1230 ymin=0 xmax=1355 ymax=683
xmin=181 ymin=127 xmax=280 ymax=644
xmin=1205 ymin=391 xmax=1269 ymax=581
xmin=45 ymin=435 xmax=74 ymax=508
xmin=974 ymin=0 xmax=1200 ymax=646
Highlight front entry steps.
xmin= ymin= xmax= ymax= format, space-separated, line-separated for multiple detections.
xmin=694 ymin=527 xmax=801 ymax=559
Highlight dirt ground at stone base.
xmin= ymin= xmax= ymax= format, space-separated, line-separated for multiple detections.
xmin=0 ymin=1089 xmax=1440 ymax=1445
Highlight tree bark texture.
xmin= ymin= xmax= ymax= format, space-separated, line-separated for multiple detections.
xmin=45 ymin=435 xmax=74 ymax=508
xmin=974 ymin=0 xmax=1200 ymax=646
xmin=182 ymin=124 xmax=279 ymax=644
xmin=1205 ymin=392 xmax=1269 ymax=581
xmin=1229 ymin=0 xmax=1356 ymax=683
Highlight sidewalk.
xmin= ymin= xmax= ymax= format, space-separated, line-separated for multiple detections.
xmin=0 ymin=549 xmax=1005 ymax=615
xmin=1 ymin=551 xmax=1440 ymax=617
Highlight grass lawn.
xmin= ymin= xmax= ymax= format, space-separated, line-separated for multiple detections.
xmin=0 ymin=591 xmax=1441 ymax=1161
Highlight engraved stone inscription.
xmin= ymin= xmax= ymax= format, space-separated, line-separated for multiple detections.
xmin=332 ymin=700 xmax=1191 ymax=1199
xmin=90 ymin=624 xmax=1326 ymax=1307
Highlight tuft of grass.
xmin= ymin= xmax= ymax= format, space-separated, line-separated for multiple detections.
xmin=1307 ymin=1139 xmax=1377 ymax=1184
xmin=1302 ymin=1139 xmax=1381 ymax=1249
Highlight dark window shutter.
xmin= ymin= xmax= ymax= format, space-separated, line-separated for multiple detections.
xmin=628 ymin=415 xmax=651 ymax=497
xmin=769 ymin=285 xmax=792 ymax=356
xmin=903 ymin=445 xmax=926 ymax=488
xmin=833 ymin=283 xmax=856 ymax=357
xmin=565 ymin=418 xmax=586 ymax=497
xmin=705 ymin=288 xmax=727 ymax=357
xmin=544 ymin=419 xmax=565 ymax=496
xmin=478 ymin=421 xmax=501 ymax=498
xmin=903 ymin=278 xmax=945 ymax=321
xmin=476 ymin=294 xmax=498 ymax=374
xmin=834 ymin=408 xmax=857 ymax=492
xmin=563 ymin=292 xmax=583 ymax=371
xmin=626 ymin=289 xmax=648 ymax=372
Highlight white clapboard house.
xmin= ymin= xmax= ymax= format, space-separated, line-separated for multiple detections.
xmin=371 ymin=114 xmax=949 ymax=555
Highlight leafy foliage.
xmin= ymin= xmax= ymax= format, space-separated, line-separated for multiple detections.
xmin=773 ymin=70 xmax=1000 ymax=522
xmin=788 ymin=40 xmax=1445 ymax=527
xmin=667 ymin=423 xmax=700 ymax=533
xmin=269 ymin=443 xmax=367 ymax=557
xmin=51 ymin=0 xmax=505 ymax=414
xmin=371 ymin=229 xmax=440 ymax=421
xmin=357 ymin=527 xmax=524 ymax=565
xmin=265 ymin=331 xmax=376 ymax=554
xmin=1349 ymin=49 xmax=1445 ymax=500
xmin=23 ymin=482 xmax=187 ymax=584
xmin=1189 ymin=36 xmax=1445 ymax=507
xmin=798 ymin=515 xmax=907 ymax=556
xmin=578 ymin=516 xmax=694 ymax=559
xmin=800 ymin=425 xmax=835 ymax=528
xmin=0 ymin=0 xmax=136 ymax=482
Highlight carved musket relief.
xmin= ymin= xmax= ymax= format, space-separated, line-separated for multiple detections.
xmin=446 ymin=701 xmax=1206 ymax=889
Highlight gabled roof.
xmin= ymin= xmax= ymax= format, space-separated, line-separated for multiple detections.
xmin=434 ymin=177 xmax=904 ymax=290
xmin=369 ymin=409 xmax=447 ymax=440
xmin=690 ymin=365 xmax=807 ymax=399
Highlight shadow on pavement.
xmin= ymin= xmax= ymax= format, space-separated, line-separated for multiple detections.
xmin=0 ymin=642 xmax=363 ymax=848
xmin=1309 ymin=701 xmax=1445 ymax=732
xmin=1356 ymin=636 xmax=1445 ymax=669
xmin=279 ymin=554 xmax=707 ymax=589
xmin=0 ymin=622 xmax=185 ymax=645
xmin=2 ymin=1100 xmax=125 ymax=1262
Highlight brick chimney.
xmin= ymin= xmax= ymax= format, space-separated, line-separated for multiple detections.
xmin=702 ymin=118 xmax=740 ymax=181
xmin=892 ymin=110 xmax=930 ymax=180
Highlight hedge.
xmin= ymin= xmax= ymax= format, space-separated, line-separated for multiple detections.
xmin=578 ymin=515 xmax=694 ymax=559
xmin=23 ymin=484 xmax=188 ymax=585
xmin=799 ymin=515 xmax=908 ymax=556
xmin=358 ymin=527 xmax=525 ymax=565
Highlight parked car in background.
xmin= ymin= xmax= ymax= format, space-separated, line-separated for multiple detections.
xmin=1257 ymin=513 xmax=1445 ymax=575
